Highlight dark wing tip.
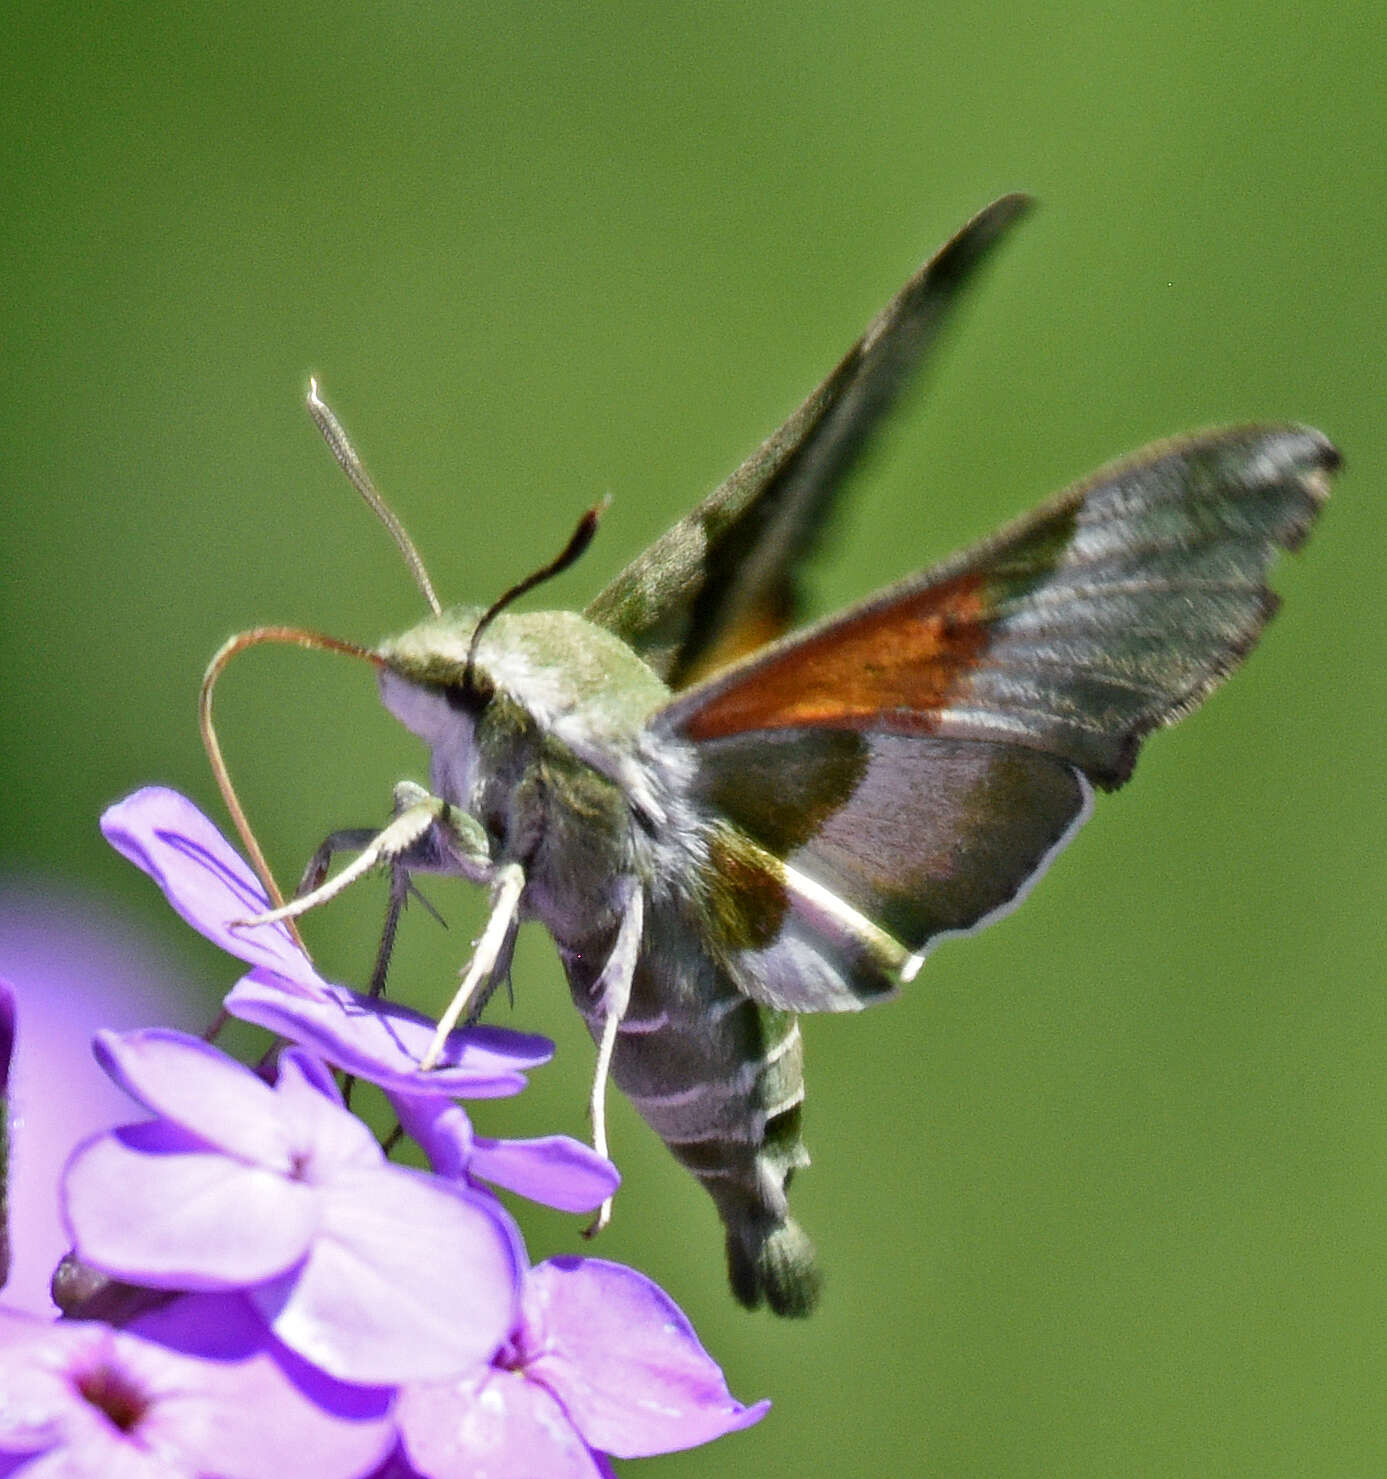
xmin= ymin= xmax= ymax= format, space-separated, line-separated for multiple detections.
xmin=903 ymin=192 xmax=1036 ymax=300
xmin=1245 ymin=423 xmax=1338 ymax=552
xmin=1279 ymin=425 xmax=1339 ymax=550
xmin=1094 ymin=425 xmax=1338 ymax=790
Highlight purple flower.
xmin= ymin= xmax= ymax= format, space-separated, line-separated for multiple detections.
xmin=62 ymin=1031 xmax=522 ymax=1385
xmin=34 ymin=786 xmax=773 ymax=1475
xmin=102 ymin=787 xmax=553 ymax=1094
xmin=390 ymin=1092 xmax=619 ymax=1216
xmin=0 ymin=1295 xmax=394 ymax=1479
xmin=394 ymin=1258 xmax=769 ymax=1477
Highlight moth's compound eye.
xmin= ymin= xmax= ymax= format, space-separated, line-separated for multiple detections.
xmin=446 ymin=675 xmax=493 ymax=716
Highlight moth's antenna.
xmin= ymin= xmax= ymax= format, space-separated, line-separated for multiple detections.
xmin=200 ymin=626 xmax=383 ymax=945
xmin=462 ymin=496 xmax=610 ymax=694
xmin=307 ymin=379 xmax=443 ymax=616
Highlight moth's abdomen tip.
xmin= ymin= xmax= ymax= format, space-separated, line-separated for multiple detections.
xmin=727 ymin=1217 xmax=821 ymax=1319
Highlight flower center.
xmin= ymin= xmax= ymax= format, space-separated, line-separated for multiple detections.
xmin=75 ymin=1363 xmax=149 ymax=1433
xmin=492 ymin=1337 xmax=524 ymax=1373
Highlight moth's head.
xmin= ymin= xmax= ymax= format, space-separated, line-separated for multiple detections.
xmin=198 ymin=383 xmax=625 ymax=908
xmin=373 ymin=604 xmax=488 ymax=746
xmin=366 ymin=474 xmax=642 ymax=754
xmin=375 ymin=605 xmax=667 ymax=753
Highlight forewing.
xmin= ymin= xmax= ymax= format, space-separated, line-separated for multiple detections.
xmin=665 ymin=424 xmax=1337 ymax=1011
xmin=585 ymin=193 xmax=1034 ymax=688
xmin=660 ymin=425 xmax=1337 ymax=786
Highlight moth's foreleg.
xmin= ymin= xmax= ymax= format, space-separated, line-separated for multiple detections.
xmin=419 ymin=861 xmax=526 ymax=1071
xmin=295 ymin=825 xmax=415 ymax=996
xmin=583 ymin=878 xmax=644 ymax=1238
xmin=296 ymin=827 xmax=380 ymax=900
xmin=236 ymin=786 xmax=494 ymax=930
xmin=286 ymin=787 xmax=488 ymax=995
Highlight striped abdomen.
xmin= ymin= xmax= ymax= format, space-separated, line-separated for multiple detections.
xmin=560 ymin=897 xmax=820 ymax=1317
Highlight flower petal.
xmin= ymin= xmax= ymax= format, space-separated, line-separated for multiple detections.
xmin=0 ymin=887 xmax=205 ymax=1315
xmin=467 ymin=1136 xmax=619 ymax=1215
xmin=397 ymin=1368 xmax=605 ymax=1479
xmin=101 ymin=787 xmax=321 ymax=987
xmin=272 ymin=1051 xmax=382 ymax=1177
xmin=250 ymin=1165 xmax=521 ymax=1384
xmin=0 ymin=979 xmax=15 ymax=1096
xmin=0 ymin=1314 xmax=193 ymax=1478
xmin=390 ymin=1094 xmax=617 ymax=1211
xmin=63 ymin=1124 xmax=316 ymax=1288
xmin=226 ymin=969 xmax=551 ymax=1095
xmin=522 ymin=1258 xmax=770 ymax=1457
xmin=129 ymin=1292 xmax=397 ymax=1479
xmin=0 ymin=979 xmax=13 ymax=1291
xmin=389 ymin=1094 xmax=474 ymax=1179
xmin=93 ymin=1030 xmax=293 ymax=1167
xmin=0 ymin=1302 xmax=396 ymax=1479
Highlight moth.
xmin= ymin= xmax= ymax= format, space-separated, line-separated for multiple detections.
xmin=205 ymin=194 xmax=1337 ymax=1318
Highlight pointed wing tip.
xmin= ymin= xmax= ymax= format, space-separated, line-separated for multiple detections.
xmin=1276 ymin=422 xmax=1341 ymax=476
xmin=981 ymin=190 xmax=1037 ymax=223
xmin=947 ymin=192 xmax=1036 ymax=259
xmin=1250 ymin=423 xmax=1340 ymax=551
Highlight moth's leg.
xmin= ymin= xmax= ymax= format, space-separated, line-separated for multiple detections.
xmin=237 ymin=785 xmax=494 ymax=928
xmin=363 ymin=785 xmax=458 ymax=999
xmin=293 ymin=791 xmax=461 ymax=997
xmin=583 ymin=878 xmax=644 ymax=1237
xmin=419 ymin=861 xmax=526 ymax=1071
xmin=295 ymin=828 xmax=379 ymax=899
xmin=366 ymin=860 xmax=412 ymax=999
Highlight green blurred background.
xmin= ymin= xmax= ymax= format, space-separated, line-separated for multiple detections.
xmin=3 ymin=2 xmax=1384 ymax=1473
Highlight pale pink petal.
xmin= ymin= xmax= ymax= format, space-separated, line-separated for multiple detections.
xmin=250 ymin=1165 xmax=520 ymax=1384
xmin=397 ymin=1368 xmax=604 ymax=1479
xmin=92 ymin=1030 xmax=292 ymax=1168
xmin=522 ymin=1258 xmax=769 ymax=1457
xmin=63 ymin=1126 xmax=315 ymax=1288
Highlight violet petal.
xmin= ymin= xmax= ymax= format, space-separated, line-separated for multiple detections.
xmin=93 ymin=1029 xmax=295 ymax=1167
xmin=357 ymin=1448 xmax=430 ymax=1479
xmin=0 ymin=1302 xmax=395 ymax=1479
xmin=390 ymin=1100 xmax=615 ymax=1212
xmin=0 ymin=886 xmax=204 ymax=1315
xmin=0 ymin=979 xmax=13 ymax=1292
xmin=522 ymin=1258 xmax=770 ymax=1457
xmin=129 ymin=1289 xmax=397 ymax=1428
xmin=272 ymin=1050 xmax=381 ymax=1177
xmin=387 ymin=1094 xmax=472 ymax=1179
xmin=101 ymin=787 xmax=319 ymax=987
xmin=250 ymin=1165 xmax=521 ymax=1384
xmin=390 ymin=1094 xmax=618 ymax=1213
xmin=226 ymin=968 xmax=551 ymax=1095
xmin=397 ymin=1368 xmax=605 ymax=1479
xmin=63 ymin=1125 xmax=316 ymax=1288
xmin=466 ymin=1135 xmax=619 ymax=1215
xmin=0 ymin=979 xmax=15 ymax=1098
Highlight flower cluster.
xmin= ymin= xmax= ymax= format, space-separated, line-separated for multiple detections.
xmin=0 ymin=789 xmax=767 ymax=1477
